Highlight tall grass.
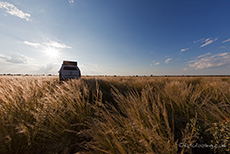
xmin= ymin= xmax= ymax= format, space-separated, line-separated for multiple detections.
xmin=0 ymin=76 xmax=229 ymax=154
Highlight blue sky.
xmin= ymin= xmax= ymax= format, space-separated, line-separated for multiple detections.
xmin=0 ymin=0 xmax=230 ymax=75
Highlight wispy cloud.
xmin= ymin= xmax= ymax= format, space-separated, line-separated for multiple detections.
xmin=82 ymin=63 xmax=102 ymax=68
xmin=193 ymin=37 xmax=218 ymax=47
xmin=68 ymin=0 xmax=75 ymax=4
xmin=188 ymin=52 xmax=230 ymax=70
xmin=222 ymin=38 xmax=230 ymax=43
xmin=150 ymin=61 xmax=160 ymax=66
xmin=44 ymin=41 xmax=71 ymax=49
xmin=193 ymin=38 xmax=205 ymax=44
xmin=38 ymin=63 xmax=59 ymax=74
xmin=7 ymin=53 xmax=29 ymax=64
xmin=24 ymin=40 xmax=72 ymax=49
xmin=200 ymin=38 xmax=218 ymax=47
xmin=0 ymin=2 xmax=31 ymax=21
xmin=165 ymin=58 xmax=172 ymax=64
xmin=183 ymin=68 xmax=188 ymax=71
xmin=200 ymin=40 xmax=213 ymax=47
xmin=0 ymin=53 xmax=59 ymax=74
xmin=0 ymin=53 xmax=31 ymax=64
xmin=197 ymin=53 xmax=211 ymax=58
xmin=24 ymin=41 xmax=40 ymax=48
xmin=80 ymin=63 xmax=110 ymax=75
xmin=181 ymin=48 xmax=189 ymax=52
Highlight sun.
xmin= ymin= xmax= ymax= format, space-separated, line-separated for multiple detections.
xmin=45 ymin=47 xmax=59 ymax=58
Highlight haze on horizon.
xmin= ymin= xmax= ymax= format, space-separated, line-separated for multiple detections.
xmin=0 ymin=0 xmax=230 ymax=76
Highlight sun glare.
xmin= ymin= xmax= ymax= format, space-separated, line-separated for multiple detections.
xmin=45 ymin=47 xmax=59 ymax=58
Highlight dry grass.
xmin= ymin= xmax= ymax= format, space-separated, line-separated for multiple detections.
xmin=0 ymin=76 xmax=229 ymax=154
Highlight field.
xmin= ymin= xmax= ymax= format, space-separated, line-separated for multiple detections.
xmin=0 ymin=76 xmax=229 ymax=154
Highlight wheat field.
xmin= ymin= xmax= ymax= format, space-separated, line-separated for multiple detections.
xmin=0 ymin=76 xmax=229 ymax=154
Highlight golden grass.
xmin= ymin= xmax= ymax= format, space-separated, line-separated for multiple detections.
xmin=0 ymin=76 xmax=229 ymax=154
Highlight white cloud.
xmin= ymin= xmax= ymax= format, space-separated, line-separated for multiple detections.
xmin=0 ymin=53 xmax=31 ymax=64
xmin=197 ymin=53 xmax=211 ymax=58
xmin=80 ymin=63 xmax=110 ymax=75
xmin=181 ymin=48 xmax=189 ymax=52
xmin=0 ymin=2 xmax=31 ymax=21
xmin=68 ymin=0 xmax=75 ymax=4
xmin=183 ymin=68 xmax=188 ymax=71
xmin=193 ymin=38 xmax=205 ymax=44
xmin=154 ymin=62 xmax=160 ymax=65
xmin=81 ymin=63 xmax=102 ymax=68
xmin=44 ymin=41 xmax=71 ymax=49
xmin=0 ymin=53 xmax=61 ymax=74
xmin=200 ymin=40 xmax=214 ymax=47
xmin=165 ymin=58 xmax=172 ymax=64
xmin=7 ymin=53 xmax=28 ymax=64
xmin=222 ymin=38 xmax=230 ymax=43
xmin=188 ymin=52 xmax=230 ymax=70
xmin=38 ymin=63 xmax=59 ymax=74
xmin=23 ymin=40 xmax=71 ymax=49
xmin=200 ymin=38 xmax=218 ymax=47
xmin=24 ymin=41 xmax=40 ymax=48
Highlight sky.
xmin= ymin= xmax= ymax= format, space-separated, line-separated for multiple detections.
xmin=0 ymin=0 xmax=230 ymax=75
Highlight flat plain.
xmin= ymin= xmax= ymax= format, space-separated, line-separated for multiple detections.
xmin=0 ymin=76 xmax=229 ymax=154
